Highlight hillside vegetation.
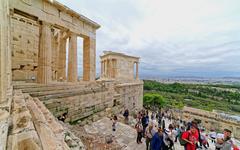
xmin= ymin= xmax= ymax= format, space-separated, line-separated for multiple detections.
xmin=143 ymin=80 xmax=240 ymax=113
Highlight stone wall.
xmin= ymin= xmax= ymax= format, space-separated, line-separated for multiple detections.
xmin=171 ymin=107 xmax=240 ymax=139
xmin=11 ymin=13 xmax=39 ymax=81
xmin=116 ymin=81 xmax=143 ymax=111
xmin=14 ymin=82 xmax=124 ymax=124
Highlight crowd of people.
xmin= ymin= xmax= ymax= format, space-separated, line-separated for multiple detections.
xmin=126 ymin=109 xmax=239 ymax=150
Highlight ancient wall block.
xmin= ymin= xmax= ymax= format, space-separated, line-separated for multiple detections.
xmin=43 ymin=1 xmax=59 ymax=16
xmin=60 ymin=11 xmax=73 ymax=23
xmin=21 ymin=0 xmax=32 ymax=6
xmin=11 ymin=13 xmax=39 ymax=81
xmin=0 ymin=110 xmax=10 ymax=150
xmin=73 ymin=17 xmax=84 ymax=28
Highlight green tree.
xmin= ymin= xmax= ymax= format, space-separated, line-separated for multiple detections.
xmin=143 ymin=93 xmax=166 ymax=110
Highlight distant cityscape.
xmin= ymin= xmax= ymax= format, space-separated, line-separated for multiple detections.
xmin=142 ymin=76 xmax=240 ymax=85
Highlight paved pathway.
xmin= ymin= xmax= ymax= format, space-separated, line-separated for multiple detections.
xmin=83 ymin=116 xmax=240 ymax=150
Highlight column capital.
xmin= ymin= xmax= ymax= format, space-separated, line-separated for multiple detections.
xmin=69 ymin=32 xmax=78 ymax=36
xmin=40 ymin=21 xmax=52 ymax=27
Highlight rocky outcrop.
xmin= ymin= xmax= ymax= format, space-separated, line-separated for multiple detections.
xmin=6 ymin=90 xmax=85 ymax=150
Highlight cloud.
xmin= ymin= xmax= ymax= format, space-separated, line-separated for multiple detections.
xmin=57 ymin=0 xmax=240 ymax=77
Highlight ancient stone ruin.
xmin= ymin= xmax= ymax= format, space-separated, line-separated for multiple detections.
xmin=171 ymin=106 xmax=240 ymax=139
xmin=0 ymin=0 xmax=143 ymax=149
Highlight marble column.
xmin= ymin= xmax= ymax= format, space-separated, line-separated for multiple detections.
xmin=101 ymin=61 xmax=103 ymax=78
xmin=67 ymin=33 xmax=78 ymax=82
xmin=107 ymin=59 xmax=110 ymax=78
xmin=109 ymin=59 xmax=113 ymax=78
xmin=37 ymin=21 xmax=52 ymax=84
xmin=112 ymin=59 xmax=116 ymax=78
xmin=51 ymin=30 xmax=60 ymax=81
xmin=83 ymin=37 xmax=96 ymax=81
xmin=104 ymin=60 xmax=107 ymax=78
xmin=0 ymin=0 xmax=9 ymax=103
xmin=136 ymin=62 xmax=139 ymax=79
xmin=57 ymin=33 xmax=67 ymax=81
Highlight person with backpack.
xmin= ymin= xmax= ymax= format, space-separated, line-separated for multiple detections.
xmin=181 ymin=124 xmax=199 ymax=150
xmin=142 ymin=113 xmax=148 ymax=137
xmin=215 ymin=129 xmax=233 ymax=150
xmin=151 ymin=128 xmax=164 ymax=150
xmin=174 ymin=124 xmax=180 ymax=142
xmin=200 ymin=130 xmax=209 ymax=149
xmin=209 ymin=129 xmax=217 ymax=143
xmin=145 ymin=123 xmax=156 ymax=150
xmin=163 ymin=124 xmax=175 ymax=150
xmin=135 ymin=121 xmax=143 ymax=144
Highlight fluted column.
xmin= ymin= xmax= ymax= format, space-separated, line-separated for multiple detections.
xmin=136 ymin=62 xmax=139 ymax=79
xmin=67 ymin=33 xmax=78 ymax=82
xmin=101 ymin=61 xmax=103 ymax=78
xmin=37 ymin=21 xmax=52 ymax=84
xmin=83 ymin=37 xmax=96 ymax=81
xmin=109 ymin=59 xmax=113 ymax=78
xmin=104 ymin=60 xmax=107 ymax=78
xmin=57 ymin=33 xmax=67 ymax=81
xmin=107 ymin=59 xmax=110 ymax=78
xmin=112 ymin=59 xmax=116 ymax=78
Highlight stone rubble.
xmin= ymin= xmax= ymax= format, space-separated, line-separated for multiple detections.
xmin=6 ymin=90 xmax=85 ymax=150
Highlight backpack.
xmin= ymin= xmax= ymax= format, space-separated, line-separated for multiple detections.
xmin=179 ymin=131 xmax=189 ymax=146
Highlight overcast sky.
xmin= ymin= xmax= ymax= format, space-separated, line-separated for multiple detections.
xmin=57 ymin=0 xmax=240 ymax=78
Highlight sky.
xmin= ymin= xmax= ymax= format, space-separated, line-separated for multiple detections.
xmin=57 ymin=0 xmax=240 ymax=78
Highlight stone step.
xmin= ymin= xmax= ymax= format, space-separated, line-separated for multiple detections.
xmin=29 ymin=86 xmax=104 ymax=97
xmin=25 ymin=93 xmax=68 ymax=150
xmin=7 ymin=90 xmax=43 ymax=150
xmin=25 ymin=94 xmax=85 ymax=150
xmin=13 ymin=82 xmax=102 ymax=90
xmin=15 ymin=84 xmax=87 ymax=92
xmin=37 ymin=87 xmax=106 ymax=101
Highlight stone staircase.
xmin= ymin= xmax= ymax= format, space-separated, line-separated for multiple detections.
xmin=12 ymin=82 xmax=113 ymax=123
xmin=7 ymin=89 xmax=85 ymax=150
xmin=13 ymin=83 xmax=105 ymax=100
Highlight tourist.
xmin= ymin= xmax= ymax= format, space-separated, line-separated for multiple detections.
xmin=200 ymin=132 xmax=209 ymax=149
xmin=174 ymin=124 xmax=180 ymax=142
xmin=142 ymin=113 xmax=148 ymax=137
xmin=112 ymin=115 xmax=118 ymax=134
xmin=151 ymin=128 xmax=164 ymax=150
xmin=215 ymin=129 xmax=232 ymax=150
xmin=209 ymin=129 xmax=217 ymax=143
xmin=58 ymin=112 xmax=68 ymax=122
xmin=191 ymin=121 xmax=202 ymax=149
xmin=157 ymin=111 xmax=162 ymax=128
xmin=151 ymin=112 xmax=155 ymax=120
xmin=162 ymin=119 xmax=165 ymax=130
xmin=123 ymin=109 xmax=129 ymax=124
xmin=145 ymin=123 xmax=156 ymax=150
xmin=180 ymin=126 xmax=186 ymax=132
xmin=233 ymin=145 xmax=240 ymax=150
xmin=137 ymin=111 xmax=142 ymax=122
xmin=182 ymin=124 xmax=199 ymax=150
xmin=135 ymin=120 xmax=143 ymax=144
xmin=163 ymin=124 xmax=175 ymax=150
